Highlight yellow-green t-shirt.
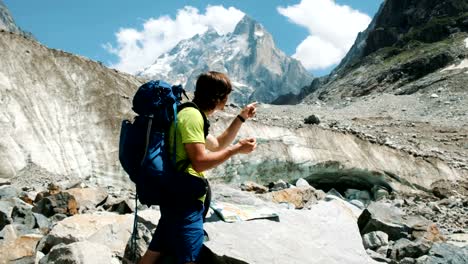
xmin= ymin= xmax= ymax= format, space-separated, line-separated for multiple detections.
xmin=168 ymin=107 xmax=206 ymax=201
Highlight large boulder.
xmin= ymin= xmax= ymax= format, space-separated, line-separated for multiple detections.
xmin=32 ymin=192 xmax=78 ymax=217
xmin=416 ymin=243 xmax=468 ymax=264
xmin=37 ymin=210 xmax=160 ymax=257
xmin=0 ymin=233 xmax=43 ymax=262
xmin=204 ymin=199 xmax=379 ymax=264
xmin=358 ymin=202 xmax=432 ymax=241
xmin=39 ymin=241 xmax=120 ymax=264
xmin=65 ymin=187 xmax=108 ymax=211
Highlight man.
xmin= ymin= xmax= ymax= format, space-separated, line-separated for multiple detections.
xmin=139 ymin=71 xmax=257 ymax=264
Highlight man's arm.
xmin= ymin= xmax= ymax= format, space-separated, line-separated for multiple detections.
xmin=185 ymin=138 xmax=256 ymax=172
xmin=206 ymin=102 xmax=257 ymax=151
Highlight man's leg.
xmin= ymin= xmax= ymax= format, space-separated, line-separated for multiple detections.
xmin=139 ymin=250 xmax=162 ymax=264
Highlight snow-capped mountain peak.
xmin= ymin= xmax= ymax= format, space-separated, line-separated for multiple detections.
xmin=139 ymin=15 xmax=313 ymax=104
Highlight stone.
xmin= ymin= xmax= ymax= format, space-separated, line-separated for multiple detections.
xmin=0 ymin=234 xmax=43 ymax=262
xmin=0 ymin=200 xmax=13 ymax=231
xmin=430 ymin=94 xmax=439 ymax=98
xmin=400 ymin=257 xmax=416 ymax=264
xmin=0 ymin=178 xmax=11 ymax=186
xmin=262 ymin=187 xmax=317 ymax=209
xmin=204 ymin=200 xmax=379 ymax=263
xmin=304 ymin=114 xmax=320 ymax=125
xmin=33 ymin=213 xmax=51 ymax=230
xmin=104 ymin=198 xmax=134 ymax=215
xmin=0 ymin=185 xmax=19 ymax=199
xmin=295 ymin=178 xmax=311 ymax=188
xmin=363 ymin=231 xmax=389 ymax=250
xmin=0 ymin=224 xmax=18 ymax=242
xmin=390 ymin=238 xmax=432 ymax=261
xmin=412 ymin=223 xmax=445 ymax=242
xmin=240 ymin=181 xmax=268 ymax=194
xmin=268 ymin=180 xmax=289 ymax=192
xmin=39 ymin=241 xmax=119 ymax=264
xmin=349 ymin=199 xmax=365 ymax=209
xmin=32 ymin=191 xmax=78 ymax=217
xmin=38 ymin=210 xmax=160 ymax=257
xmin=11 ymin=202 xmax=35 ymax=229
xmin=376 ymin=244 xmax=390 ymax=257
xmin=65 ymin=187 xmax=108 ymax=211
xmin=415 ymin=243 xmax=468 ymax=264
xmin=358 ymin=202 xmax=411 ymax=241
xmin=366 ymin=249 xmax=393 ymax=263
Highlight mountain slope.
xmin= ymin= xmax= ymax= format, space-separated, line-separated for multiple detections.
xmin=292 ymin=0 xmax=468 ymax=102
xmin=139 ymin=15 xmax=313 ymax=104
xmin=0 ymin=30 xmax=141 ymax=187
xmin=0 ymin=0 xmax=33 ymax=38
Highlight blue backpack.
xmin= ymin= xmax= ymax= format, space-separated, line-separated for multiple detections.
xmin=119 ymin=80 xmax=187 ymax=206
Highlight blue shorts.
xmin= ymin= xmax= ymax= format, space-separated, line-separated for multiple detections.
xmin=149 ymin=202 xmax=204 ymax=263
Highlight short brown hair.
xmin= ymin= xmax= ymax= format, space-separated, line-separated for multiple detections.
xmin=193 ymin=71 xmax=232 ymax=111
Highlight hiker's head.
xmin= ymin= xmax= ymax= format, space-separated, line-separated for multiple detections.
xmin=193 ymin=71 xmax=232 ymax=113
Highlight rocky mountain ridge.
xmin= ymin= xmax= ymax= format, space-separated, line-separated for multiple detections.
xmin=0 ymin=0 xmax=33 ymax=38
xmin=138 ymin=15 xmax=313 ymax=104
xmin=274 ymin=0 xmax=468 ymax=103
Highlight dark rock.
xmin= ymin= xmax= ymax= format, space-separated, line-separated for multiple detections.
xmin=0 ymin=200 xmax=12 ymax=231
xmin=11 ymin=203 xmax=35 ymax=229
xmin=105 ymin=199 xmax=133 ymax=215
xmin=358 ymin=203 xmax=411 ymax=241
xmin=268 ymin=180 xmax=289 ymax=192
xmin=304 ymin=114 xmax=320 ymax=125
xmin=32 ymin=192 xmax=78 ymax=217
xmin=0 ymin=185 xmax=20 ymax=199
xmin=240 ymin=181 xmax=268 ymax=194
xmin=415 ymin=243 xmax=468 ymax=264
xmin=390 ymin=238 xmax=432 ymax=261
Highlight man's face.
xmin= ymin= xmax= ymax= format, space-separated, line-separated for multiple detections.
xmin=216 ymin=95 xmax=228 ymax=111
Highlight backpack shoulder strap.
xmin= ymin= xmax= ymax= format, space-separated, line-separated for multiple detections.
xmin=177 ymin=102 xmax=210 ymax=139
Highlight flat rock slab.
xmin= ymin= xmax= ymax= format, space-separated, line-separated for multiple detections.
xmin=204 ymin=200 xmax=378 ymax=264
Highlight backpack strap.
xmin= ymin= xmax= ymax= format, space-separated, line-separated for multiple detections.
xmin=174 ymin=102 xmax=210 ymax=172
xmin=177 ymin=102 xmax=210 ymax=138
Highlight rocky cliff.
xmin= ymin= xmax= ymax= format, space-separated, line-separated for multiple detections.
xmin=0 ymin=31 xmax=142 ymax=188
xmin=282 ymin=0 xmax=468 ymax=103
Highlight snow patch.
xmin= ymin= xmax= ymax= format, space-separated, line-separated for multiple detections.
xmin=465 ymin=37 xmax=468 ymax=48
xmin=140 ymin=54 xmax=174 ymax=77
xmin=254 ymin=30 xmax=264 ymax=38
xmin=440 ymin=59 xmax=468 ymax=72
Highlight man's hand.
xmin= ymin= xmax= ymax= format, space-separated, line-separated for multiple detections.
xmin=239 ymin=102 xmax=257 ymax=120
xmin=235 ymin=138 xmax=257 ymax=154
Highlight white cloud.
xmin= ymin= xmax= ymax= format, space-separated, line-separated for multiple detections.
xmin=104 ymin=5 xmax=244 ymax=74
xmin=278 ymin=0 xmax=371 ymax=70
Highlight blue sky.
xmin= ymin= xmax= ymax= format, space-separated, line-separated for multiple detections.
xmin=5 ymin=0 xmax=383 ymax=77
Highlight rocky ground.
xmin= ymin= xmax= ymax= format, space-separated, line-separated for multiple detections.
xmin=0 ymin=175 xmax=467 ymax=263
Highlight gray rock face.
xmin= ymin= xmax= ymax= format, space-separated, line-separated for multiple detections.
xmin=0 ymin=0 xmax=33 ymax=38
xmin=416 ymin=243 xmax=468 ymax=264
xmin=138 ymin=15 xmax=313 ymax=104
xmin=0 ymin=30 xmax=141 ymax=187
xmin=296 ymin=0 xmax=468 ymax=103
